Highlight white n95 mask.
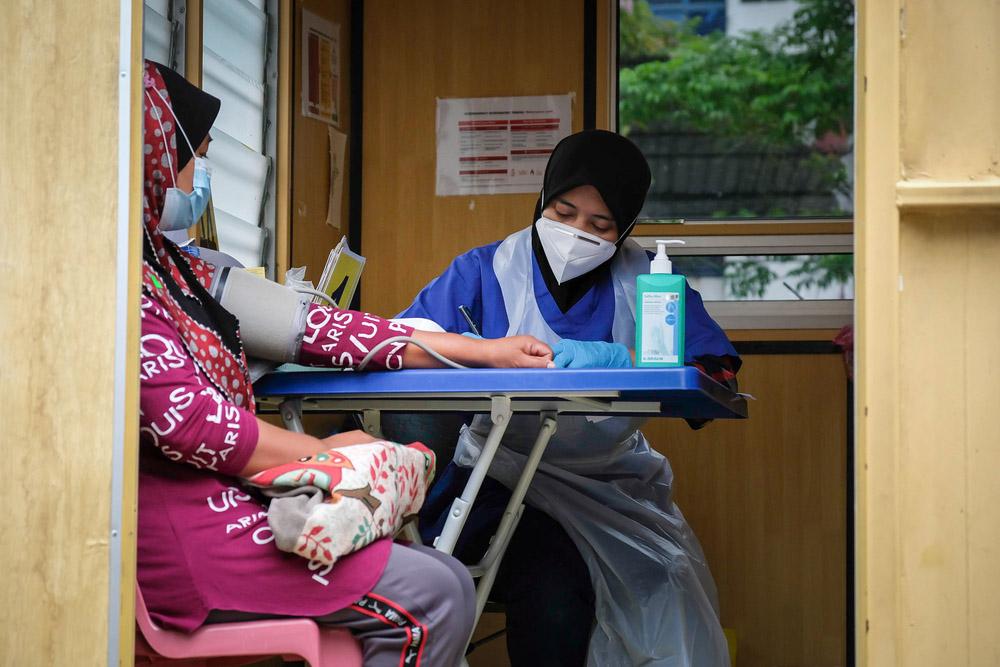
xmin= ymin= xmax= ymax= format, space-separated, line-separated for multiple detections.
xmin=159 ymin=156 xmax=212 ymax=231
xmin=536 ymin=216 xmax=616 ymax=283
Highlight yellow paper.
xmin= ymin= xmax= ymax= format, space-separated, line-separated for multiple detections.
xmin=316 ymin=237 xmax=366 ymax=308
xmin=243 ymin=266 xmax=267 ymax=279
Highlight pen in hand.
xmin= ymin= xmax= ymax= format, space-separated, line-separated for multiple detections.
xmin=458 ymin=305 xmax=481 ymax=337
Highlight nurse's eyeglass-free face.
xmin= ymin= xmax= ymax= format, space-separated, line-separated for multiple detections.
xmin=542 ymin=184 xmax=619 ymax=243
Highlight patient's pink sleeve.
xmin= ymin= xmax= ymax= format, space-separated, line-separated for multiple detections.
xmin=298 ymin=304 xmax=413 ymax=370
xmin=139 ymin=294 xmax=258 ymax=475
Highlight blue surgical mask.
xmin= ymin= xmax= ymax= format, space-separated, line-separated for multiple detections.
xmin=159 ymin=156 xmax=212 ymax=231
xmin=145 ymin=88 xmax=214 ymax=232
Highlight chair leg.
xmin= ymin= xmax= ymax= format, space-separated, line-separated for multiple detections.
xmin=315 ymin=630 xmax=363 ymax=667
xmin=466 ymin=626 xmax=507 ymax=655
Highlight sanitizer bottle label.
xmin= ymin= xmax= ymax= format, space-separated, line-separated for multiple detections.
xmin=640 ymin=292 xmax=680 ymax=364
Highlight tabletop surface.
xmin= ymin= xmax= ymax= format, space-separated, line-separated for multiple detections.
xmin=254 ymin=366 xmax=748 ymax=420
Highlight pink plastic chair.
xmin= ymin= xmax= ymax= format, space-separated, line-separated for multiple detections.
xmin=135 ymin=585 xmax=363 ymax=666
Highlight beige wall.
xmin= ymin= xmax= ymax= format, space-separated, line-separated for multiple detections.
xmin=0 ymin=1 xmax=141 ymax=665
xmin=856 ymin=1 xmax=1000 ymax=665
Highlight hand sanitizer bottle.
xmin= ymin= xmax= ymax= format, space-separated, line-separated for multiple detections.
xmin=636 ymin=240 xmax=686 ymax=367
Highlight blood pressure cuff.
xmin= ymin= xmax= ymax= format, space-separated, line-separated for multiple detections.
xmin=211 ymin=266 xmax=309 ymax=363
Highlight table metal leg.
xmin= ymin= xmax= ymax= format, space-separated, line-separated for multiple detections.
xmin=361 ymin=408 xmax=384 ymax=438
xmin=434 ymin=396 xmax=512 ymax=555
xmin=279 ymin=399 xmax=304 ymax=433
xmin=467 ymin=412 xmax=558 ymax=627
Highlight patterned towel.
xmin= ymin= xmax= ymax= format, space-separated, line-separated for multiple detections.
xmin=246 ymin=441 xmax=435 ymax=566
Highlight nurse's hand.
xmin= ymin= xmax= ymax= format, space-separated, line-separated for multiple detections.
xmin=551 ymin=339 xmax=632 ymax=369
xmin=485 ymin=335 xmax=555 ymax=369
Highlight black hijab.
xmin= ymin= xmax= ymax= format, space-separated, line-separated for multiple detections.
xmin=154 ymin=62 xmax=221 ymax=171
xmin=531 ymin=130 xmax=651 ymax=312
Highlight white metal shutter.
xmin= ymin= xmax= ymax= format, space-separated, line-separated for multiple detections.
xmin=203 ymin=0 xmax=271 ymax=270
xmin=142 ymin=0 xmax=176 ymax=66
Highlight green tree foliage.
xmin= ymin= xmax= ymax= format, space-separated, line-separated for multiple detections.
xmin=619 ymin=0 xmax=854 ymax=145
xmin=785 ymin=254 xmax=854 ymax=295
xmin=619 ymin=1 xmax=855 ymax=298
xmin=724 ymin=254 xmax=853 ymax=299
xmin=724 ymin=258 xmax=779 ymax=299
xmin=619 ymin=0 xmax=684 ymax=65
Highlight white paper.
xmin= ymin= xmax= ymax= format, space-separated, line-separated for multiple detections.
xmin=326 ymin=127 xmax=347 ymax=229
xmin=301 ymin=10 xmax=340 ymax=126
xmin=436 ymin=94 xmax=573 ymax=196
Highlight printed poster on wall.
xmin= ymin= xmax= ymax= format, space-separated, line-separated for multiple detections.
xmin=435 ymin=94 xmax=573 ymax=196
xmin=326 ymin=127 xmax=347 ymax=229
xmin=301 ymin=9 xmax=340 ymax=126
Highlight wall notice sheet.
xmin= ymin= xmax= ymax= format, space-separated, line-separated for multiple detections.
xmin=302 ymin=10 xmax=340 ymax=126
xmin=326 ymin=127 xmax=347 ymax=229
xmin=435 ymin=94 xmax=573 ymax=196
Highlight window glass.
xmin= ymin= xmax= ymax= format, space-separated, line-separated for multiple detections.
xmin=619 ymin=0 xmax=854 ymax=220
xmin=142 ymin=0 xmax=177 ymax=67
xmin=672 ymin=253 xmax=853 ymax=301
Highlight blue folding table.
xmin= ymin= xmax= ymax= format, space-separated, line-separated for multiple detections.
xmin=254 ymin=367 xmax=747 ymax=629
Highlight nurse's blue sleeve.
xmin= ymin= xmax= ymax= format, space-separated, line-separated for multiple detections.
xmin=679 ymin=284 xmax=742 ymax=430
xmin=684 ymin=283 xmax=739 ymax=366
xmin=396 ymin=251 xmax=485 ymax=334
xmin=642 ymin=250 xmax=739 ymax=370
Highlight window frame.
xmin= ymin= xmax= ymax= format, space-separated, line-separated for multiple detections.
xmin=631 ymin=233 xmax=854 ymax=330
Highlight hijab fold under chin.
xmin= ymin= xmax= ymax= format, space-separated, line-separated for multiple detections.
xmin=532 ymin=130 xmax=651 ymax=313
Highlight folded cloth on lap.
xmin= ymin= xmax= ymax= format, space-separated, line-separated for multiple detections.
xmin=246 ymin=441 xmax=435 ymax=566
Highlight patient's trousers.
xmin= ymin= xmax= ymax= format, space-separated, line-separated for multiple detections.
xmin=209 ymin=543 xmax=476 ymax=667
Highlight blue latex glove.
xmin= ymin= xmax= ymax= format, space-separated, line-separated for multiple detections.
xmin=461 ymin=332 xmax=483 ymax=339
xmin=551 ymin=339 xmax=632 ymax=369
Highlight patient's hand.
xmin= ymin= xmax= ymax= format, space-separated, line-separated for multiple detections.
xmin=322 ymin=429 xmax=380 ymax=449
xmin=485 ymin=335 xmax=554 ymax=369
xmin=404 ymin=330 xmax=553 ymax=369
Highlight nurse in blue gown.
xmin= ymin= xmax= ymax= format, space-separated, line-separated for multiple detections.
xmin=399 ymin=130 xmax=741 ymax=667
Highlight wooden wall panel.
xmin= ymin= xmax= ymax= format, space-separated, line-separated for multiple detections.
xmin=291 ymin=0 xmax=352 ymax=283
xmin=646 ymin=354 xmax=848 ymax=667
xmin=857 ymin=0 xmax=1000 ymax=666
xmin=899 ymin=3 xmax=1000 ymax=181
xmin=854 ymin=2 xmax=902 ymax=664
xmin=275 ymin=0 xmax=293 ymax=279
xmin=0 ymin=1 xmax=140 ymax=663
xmin=857 ymin=2 xmax=1000 ymax=664
xmin=896 ymin=213 xmax=1000 ymax=665
xmin=360 ymin=0 xmax=584 ymax=318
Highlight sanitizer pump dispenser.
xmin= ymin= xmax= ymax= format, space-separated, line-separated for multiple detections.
xmin=635 ymin=240 xmax=686 ymax=367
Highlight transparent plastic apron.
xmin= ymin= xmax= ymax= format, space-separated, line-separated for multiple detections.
xmin=454 ymin=228 xmax=730 ymax=666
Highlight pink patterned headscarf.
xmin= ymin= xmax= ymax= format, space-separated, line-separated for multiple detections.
xmin=140 ymin=60 xmax=255 ymax=410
